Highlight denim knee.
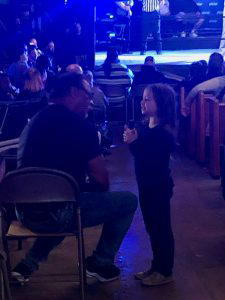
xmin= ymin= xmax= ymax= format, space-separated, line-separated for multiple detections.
xmin=122 ymin=191 xmax=138 ymax=212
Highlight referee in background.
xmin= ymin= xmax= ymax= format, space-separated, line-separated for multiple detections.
xmin=140 ymin=0 xmax=162 ymax=55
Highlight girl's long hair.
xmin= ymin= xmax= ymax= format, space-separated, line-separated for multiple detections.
xmin=144 ymin=83 xmax=176 ymax=128
xmin=24 ymin=68 xmax=44 ymax=93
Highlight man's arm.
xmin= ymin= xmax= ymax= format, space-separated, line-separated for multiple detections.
xmin=87 ymin=155 xmax=109 ymax=192
xmin=186 ymin=77 xmax=225 ymax=105
xmin=183 ymin=76 xmax=225 ymax=116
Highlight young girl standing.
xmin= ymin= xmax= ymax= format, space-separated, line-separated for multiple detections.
xmin=124 ymin=83 xmax=175 ymax=287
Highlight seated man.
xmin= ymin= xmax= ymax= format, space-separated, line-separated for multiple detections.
xmin=12 ymin=73 xmax=137 ymax=284
xmin=168 ymin=0 xmax=204 ymax=38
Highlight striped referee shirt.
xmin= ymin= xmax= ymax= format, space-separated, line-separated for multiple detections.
xmin=94 ymin=63 xmax=133 ymax=86
xmin=142 ymin=0 xmax=159 ymax=12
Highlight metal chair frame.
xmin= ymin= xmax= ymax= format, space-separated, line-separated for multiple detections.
xmin=0 ymin=167 xmax=86 ymax=300
xmin=100 ymin=84 xmax=130 ymax=123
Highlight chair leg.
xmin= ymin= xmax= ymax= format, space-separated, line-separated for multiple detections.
xmin=3 ymin=239 xmax=11 ymax=277
xmin=17 ymin=239 xmax=23 ymax=251
xmin=0 ymin=259 xmax=12 ymax=300
xmin=76 ymin=207 xmax=86 ymax=300
xmin=0 ymin=265 xmax=5 ymax=300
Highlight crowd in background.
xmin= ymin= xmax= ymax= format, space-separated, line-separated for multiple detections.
xmin=0 ymin=20 xmax=225 ymax=148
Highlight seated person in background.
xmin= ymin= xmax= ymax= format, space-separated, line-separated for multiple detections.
xmin=83 ymin=70 xmax=108 ymax=123
xmin=168 ymin=0 xmax=204 ymax=38
xmin=180 ymin=60 xmax=207 ymax=93
xmin=27 ymin=45 xmax=39 ymax=68
xmin=17 ymin=68 xmax=47 ymax=118
xmin=44 ymin=41 xmax=57 ymax=73
xmin=0 ymin=73 xmax=19 ymax=101
xmin=12 ymin=72 xmax=137 ymax=284
xmin=132 ymin=56 xmax=166 ymax=87
xmin=7 ymin=48 xmax=29 ymax=89
xmin=206 ymin=52 xmax=224 ymax=80
xmin=83 ymin=70 xmax=111 ymax=155
xmin=94 ymin=48 xmax=133 ymax=88
xmin=183 ymin=75 xmax=225 ymax=116
xmin=29 ymin=37 xmax=42 ymax=56
xmin=66 ymin=63 xmax=83 ymax=74
xmin=36 ymin=55 xmax=55 ymax=91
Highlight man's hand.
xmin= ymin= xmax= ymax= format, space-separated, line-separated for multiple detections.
xmin=88 ymin=156 xmax=109 ymax=191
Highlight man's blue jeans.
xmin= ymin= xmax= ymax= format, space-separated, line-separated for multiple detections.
xmin=16 ymin=191 xmax=137 ymax=274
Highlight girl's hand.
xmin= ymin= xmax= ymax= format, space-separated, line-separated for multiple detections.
xmin=123 ymin=126 xmax=138 ymax=144
xmin=181 ymin=104 xmax=191 ymax=117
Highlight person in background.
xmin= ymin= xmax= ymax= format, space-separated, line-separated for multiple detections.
xmin=94 ymin=48 xmax=133 ymax=87
xmin=206 ymin=52 xmax=224 ymax=80
xmin=66 ymin=64 xmax=83 ymax=74
xmin=181 ymin=60 xmax=207 ymax=93
xmin=7 ymin=48 xmax=29 ymax=89
xmin=115 ymin=1 xmax=134 ymax=52
xmin=168 ymin=0 xmax=204 ymax=38
xmin=45 ymin=41 xmax=57 ymax=72
xmin=140 ymin=0 xmax=162 ymax=55
xmin=124 ymin=83 xmax=175 ymax=286
xmin=17 ymin=68 xmax=47 ymax=118
xmin=0 ymin=73 xmax=19 ymax=101
xmin=62 ymin=21 xmax=88 ymax=68
xmin=132 ymin=56 xmax=166 ymax=87
xmin=29 ymin=37 xmax=42 ymax=56
xmin=83 ymin=70 xmax=108 ymax=123
xmin=183 ymin=75 xmax=225 ymax=116
xmin=36 ymin=55 xmax=56 ymax=92
xmin=27 ymin=44 xmax=39 ymax=68
xmin=83 ymin=70 xmax=112 ymax=155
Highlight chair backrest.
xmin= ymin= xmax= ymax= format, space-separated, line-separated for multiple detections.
xmin=100 ymin=85 xmax=128 ymax=99
xmin=0 ymin=167 xmax=79 ymax=205
xmin=0 ymin=138 xmax=19 ymax=156
xmin=131 ymin=84 xmax=147 ymax=98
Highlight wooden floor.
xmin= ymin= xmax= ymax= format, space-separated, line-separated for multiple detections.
xmin=10 ymin=130 xmax=225 ymax=300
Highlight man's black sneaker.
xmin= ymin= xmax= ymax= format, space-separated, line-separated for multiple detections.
xmin=11 ymin=272 xmax=30 ymax=286
xmin=11 ymin=263 xmax=31 ymax=286
xmin=85 ymin=256 xmax=120 ymax=282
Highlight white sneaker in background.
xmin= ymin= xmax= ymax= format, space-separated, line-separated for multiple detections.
xmin=180 ymin=31 xmax=187 ymax=38
xmin=141 ymin=271 xmax=173 ymax=287
xmin=190 ymin=31 xmax=198 ymax=38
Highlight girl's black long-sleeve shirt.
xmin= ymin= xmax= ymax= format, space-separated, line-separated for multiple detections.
xmin=129 ymin=125 xmax=175 ymax=191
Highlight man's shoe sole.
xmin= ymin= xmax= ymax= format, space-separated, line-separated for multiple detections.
xmin=86 ymin=270 xmax=119 ymax=282
xmin=11 ymin=272 xmax=30 ymax=286
xmin=141 ymin=277 xmax=173 ymax=287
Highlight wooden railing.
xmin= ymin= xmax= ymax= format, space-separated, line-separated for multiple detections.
xmin=208 ymin=100 xmax=225 ymax=178
xmin=180 ymin=88 xmax=225 ymax=178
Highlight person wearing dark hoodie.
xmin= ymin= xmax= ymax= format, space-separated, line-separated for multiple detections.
xmin=132 ymin=56 xmax=166 ymax=87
